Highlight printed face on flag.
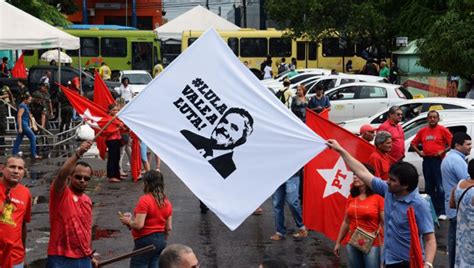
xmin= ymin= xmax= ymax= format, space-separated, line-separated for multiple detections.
xmin=118 ymin=29 xmax=326 ymax=230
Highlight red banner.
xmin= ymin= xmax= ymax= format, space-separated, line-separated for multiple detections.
xmin=11 ymin=54 xmax=26 ymax=79
xmin=408 ymin=207 xmax=424 ymax=268
xmin=93 ymin=71 xmax=116 ymax=159
xmin=304 ymin=109 xmax=375 ymax=240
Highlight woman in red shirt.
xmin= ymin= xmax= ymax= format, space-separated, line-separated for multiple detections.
xmin=333 ymin=165 xmax=384 ymax=268
xmin=120 ymin=170 xmax=172 ymax=267
xmin=104 ymin=104 xmax=123 ymax=183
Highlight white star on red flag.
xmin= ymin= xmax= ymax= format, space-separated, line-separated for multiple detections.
xmin=317 ymin=156 xmax=353 ymax=198
xmin=80 ymin=108 xmax=103 ymax=129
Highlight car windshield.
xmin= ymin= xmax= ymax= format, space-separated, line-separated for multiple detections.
xmin=123 ymin=73 xmax=152 ymax=85
xmin=403 ymin=118 xmax=428 ymax=139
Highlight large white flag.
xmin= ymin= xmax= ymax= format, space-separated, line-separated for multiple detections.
xmin=118 ymin=28 xmax=326 ymax=230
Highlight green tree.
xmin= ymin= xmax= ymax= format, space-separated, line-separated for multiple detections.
xmin=7 ymin=0 xmax=74 ymax=26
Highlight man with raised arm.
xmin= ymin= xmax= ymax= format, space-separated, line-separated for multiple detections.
xmin=327 ymin=139 xmax=436 ymax=268
xmin=46 ymin=141 xmax=98 ymax=268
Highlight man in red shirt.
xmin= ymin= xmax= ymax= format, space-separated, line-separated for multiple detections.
xmin=46 ymin=140 xmax=98 ymax=268
xmin=0 ymin=156 xmax=31 ymax=268
xmin=368 ymin=131 xmax=393 ymax=180
xmin=378 ymin=106 xmax=405 ymax=162
xmin=411 ymin=110 xmax=452 ymax=219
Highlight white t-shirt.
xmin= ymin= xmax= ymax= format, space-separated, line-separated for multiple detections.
xmin=119 ymin=84 xmax=133 ymax=102
xmin=263 ymin=65 xmax=272 ymax=79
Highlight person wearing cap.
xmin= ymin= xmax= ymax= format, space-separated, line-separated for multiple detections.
xmin=359 ymin=124 xmax=376 ymax=143
xmin=119 ymin=170 xmax=173 ymax=267
xmin=368 ymin=131 xmax=393 ymax=180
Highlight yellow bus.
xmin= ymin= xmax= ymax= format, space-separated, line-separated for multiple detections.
xmin=181 ymin=29 xmax=372 ymax=75
xmin=23 ymin=28 xmax=160 ymax=76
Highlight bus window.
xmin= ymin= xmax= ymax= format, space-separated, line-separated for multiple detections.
xmin=23 ymin=50 xmax=34 ymax=56
xmin=81 ymin=37 xmax=99 ymax=57
xmin=188 ymin=38 xmax=197 ymax=47
xmin=101 ymin=38 xmax=127 ymax=57
xmin=308 ymin=42 xmax=317 ymax=60
xmin=227 ymin=38 xmax=239 ymax=56
xmin=269 ymin=38 xmax=291 ymax=57
xmin=132 ymin=42 xmax=152 ymax=71
xmin=322 ymin=38 xmax=355 ymax=57
xmin=240 ymin=38 xmax=267 ymax=57
xmin=296 ymin=42 xmax=305 ymax=60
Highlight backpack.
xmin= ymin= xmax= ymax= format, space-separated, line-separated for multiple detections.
xmin=275 ymin=88 xmax=289 ymax=104
xmin=278 ymin=63 xmax=287 ymax=74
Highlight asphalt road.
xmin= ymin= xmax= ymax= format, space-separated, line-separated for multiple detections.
xmin=22 ymin=157 xmax=449 ymax=267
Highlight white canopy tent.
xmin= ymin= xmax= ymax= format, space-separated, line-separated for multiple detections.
xmin=0 ymin=0 xmax=81 ymax=93
xmin=155 ymin=5 xmax=240 ymax=42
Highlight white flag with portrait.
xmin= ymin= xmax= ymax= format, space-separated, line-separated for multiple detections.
xmin=118 ymin=28 xmax=326 ymax=230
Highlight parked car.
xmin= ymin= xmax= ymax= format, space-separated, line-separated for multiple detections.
xmin=320 ymin=82 xmax=412 ymax=122
xmin=402 ymin=109 xmax=474 ymax=190
xmin=304 ymin=74 xmax=390 ymax=97
xmin=117 ymin=70 xmax=153 ymax=96
xmin=339 ymin=97 xmax=474 ymax=134
xmin=264 ymin=69 xmax=331 ymax=93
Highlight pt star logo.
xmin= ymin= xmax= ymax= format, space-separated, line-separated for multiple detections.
xmin=317 ymin=157 xmax=353 ymax=198
xmin=80 ymin=109 xmax=102 ymax=129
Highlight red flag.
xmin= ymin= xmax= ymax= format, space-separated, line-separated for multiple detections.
xmin=130 ymin=132 xmax=142 ymax=182
xmin=93 ymin=71 xmax=115 ymax=109
xmin=408 ymin=207 xmax=424 ymax=268
xmin=93 ymin=71 xmax=116 ymax=159
xmin=303 ymin=109 xmax=376 ymax=241
xmin=58 ymin=84 xmax=119 ymax=135
xmin=319 ymin=108 xmax=329 ymax=120
xmin=11 ymin=54 xmax=26 ymax=79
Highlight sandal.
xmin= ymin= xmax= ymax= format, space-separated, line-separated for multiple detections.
xmin=108 ymin=178 xmax=121 ymax=183
xmin=34 ymin=155 xmax=42 ymax=159
xmin=270 ymin=233 xmax=284 ymax=241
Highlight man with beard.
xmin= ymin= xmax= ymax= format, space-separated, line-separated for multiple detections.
xmin=181 ymin=107 xmax=254 ymax=179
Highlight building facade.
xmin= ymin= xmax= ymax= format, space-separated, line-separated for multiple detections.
xmin=68 ymin=0 xmax=164 ymax=30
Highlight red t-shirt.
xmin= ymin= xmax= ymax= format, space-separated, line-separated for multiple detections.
xmin=132 ymin=194 xmax=172 ymax=240
xmin=342 ymin=194 xmax=384 ymax=247
xmin=410 ymin=125 xmax=452 ymax=157
xmin=48 ymin=185 xmax=93 ymax=258
xmin=0 ymin=181 xmax=31 ymax=265
xmin=368 ymin=149 xmax=391 ymax=180
xmin=378 ymin=120 xmax=405 ymax=162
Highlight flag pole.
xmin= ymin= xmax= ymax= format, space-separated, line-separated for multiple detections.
xmin=92 ymin=113 xmax=120 ymax=141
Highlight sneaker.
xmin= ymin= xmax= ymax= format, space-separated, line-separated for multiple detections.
xmin=293 ymin=229 xmax=308 ymax=238
xmin=438 ymin=215 xmax=447 ymax=221
xmin=270 ymin=233 xmax=284 ymax=241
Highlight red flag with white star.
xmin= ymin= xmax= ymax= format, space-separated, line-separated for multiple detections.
xmin=93 ymin=71 xmax=115 ymax=159
xmin=58 ymin=84 xmax=120 ymax=135
xmin=303 ymin=109 xmax=376 ymax=241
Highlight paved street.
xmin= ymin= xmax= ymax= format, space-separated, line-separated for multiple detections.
xmin=22 ymin=156 xmax=449 ymax=267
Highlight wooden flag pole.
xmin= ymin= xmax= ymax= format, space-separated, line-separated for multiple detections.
xmin=92 ymin=113 xmax=120 ymax=141
xmin=97 ymin=245 xmax=156 ymax=267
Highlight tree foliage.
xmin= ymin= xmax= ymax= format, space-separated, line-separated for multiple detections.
xmin=7 ymin=0 xmax=75 ymax=27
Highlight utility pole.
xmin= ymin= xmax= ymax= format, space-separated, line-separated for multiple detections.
xmin=242 ymin=0 xmax=247 ymax=28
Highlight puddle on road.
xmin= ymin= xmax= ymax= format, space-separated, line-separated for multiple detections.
xmin=92 ymin=225 xmax=120 ymax=240
xmin=29 ymin=258 xmax=48 ymax=268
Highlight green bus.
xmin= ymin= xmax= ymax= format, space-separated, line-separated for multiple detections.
xmin=23 ymin=29 xmax=160 ymax=76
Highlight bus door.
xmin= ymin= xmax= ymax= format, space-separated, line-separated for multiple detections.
xmin=132 ymin=42 xmax=153 ymax=72
xmin=296 ymin=41 xmax=317 ymax=68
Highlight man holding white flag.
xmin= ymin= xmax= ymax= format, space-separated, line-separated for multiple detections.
xmin=117 ymin=28 xmax=326 ymax=230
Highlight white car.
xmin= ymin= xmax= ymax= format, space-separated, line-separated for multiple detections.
xmin=320 ymin=82 xmax=411 ymax=122
xmin=304 ymin=74 xmax=390 ymax=97
xmin=117 ymin=70 xmax=153 ymax=96
xmin=402 ymin=109 xmax=474 ymax=190
xmin=264 ymin=70 xmax=331 ymax=92
xmin=339 ymin=97 xmax=474 ymax=134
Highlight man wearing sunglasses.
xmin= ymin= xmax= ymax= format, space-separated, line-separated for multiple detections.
xmin=378 ymin=106 xmax=406 ymax=162
xmin=46 ymin=140 xmax=98 ymax=268
xmin=0 ymin=156 xmax=31 ymax=268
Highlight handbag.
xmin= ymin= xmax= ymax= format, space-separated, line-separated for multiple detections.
xmin=348 ymin=198 xmax=379 ymax=254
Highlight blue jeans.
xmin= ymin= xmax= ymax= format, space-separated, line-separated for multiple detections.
xmin=422 ymin=157 xmax=445 ymax=215
xmin=12 ymin=124 xmax=37 ymax=156
xmin=13 ymin=264 xmax=24 ymax=268
xmin=130 ymin=232 xmax=166 ymax=268
xmin=46 ymin=255 xmax=92 ymax=268
xmin=346 ymin=245 xmax=381 ymax=268
xmin=448 ymin=217 xmax=457 ymax=268
xmin=272 ymin=175 xmax=304 ymax=235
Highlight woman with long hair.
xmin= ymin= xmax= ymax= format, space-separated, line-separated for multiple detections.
xmin=291 ymin=84 xmax=308 ymax=122
xmin=12 ymin=93 xmax=41 ymax=159
xmin=120 ymin=170 xmax=172 ymax=267
xmin=334 ymin=164 xmax=384 ymax=268
xmin=104 ymin=103 xmax=122 ymax=183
